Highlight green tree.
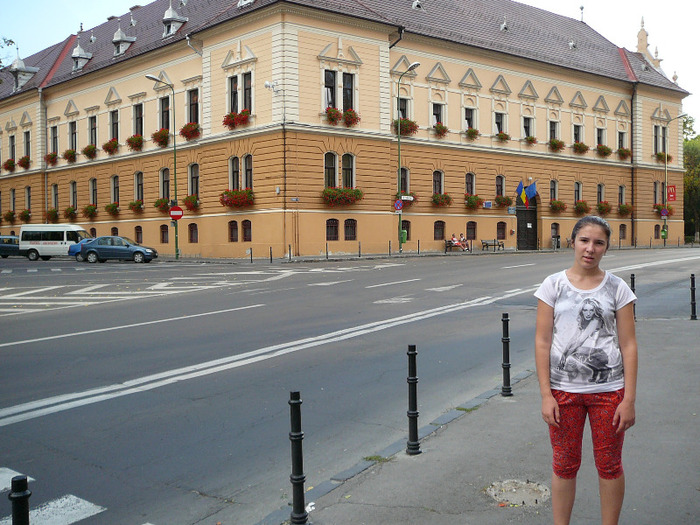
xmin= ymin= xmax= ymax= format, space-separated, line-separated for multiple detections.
xmin=684 ymin=136 xmax=700 ymax=242
xmin=682 ymin=115 xmax=696 ymax=140
xmin=0 ymin=37 xmax=15 ymax=84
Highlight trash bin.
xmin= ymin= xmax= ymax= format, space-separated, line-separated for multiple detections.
xmin=400 ymin=230 xmax=408 ymax=243
xmin=552 ymin=235 xmax=560 ymax=249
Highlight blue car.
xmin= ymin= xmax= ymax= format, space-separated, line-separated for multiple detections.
xmin=68 ymin=238 xmax=92 ymax=262
xmin=80 ymin=236 xmax=158 ymax=263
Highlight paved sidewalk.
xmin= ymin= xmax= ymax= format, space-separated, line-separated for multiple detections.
xmin=263 ymin=319 xmax=699 ymax=525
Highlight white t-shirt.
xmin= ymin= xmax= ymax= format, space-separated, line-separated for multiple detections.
xmin=534 ymin=270 xmax=636 ymax=393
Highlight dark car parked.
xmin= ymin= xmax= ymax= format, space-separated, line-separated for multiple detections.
xmin=80 ymin=236 xmax=158 ymax=263
xmin=0 ymin=235 xmax=20 ymax=258
xmin=68 ymin=238 xmax=92 ymax=262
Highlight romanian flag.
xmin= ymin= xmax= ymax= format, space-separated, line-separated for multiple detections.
xmin=516 ymin=180 xmax=528 ymax=208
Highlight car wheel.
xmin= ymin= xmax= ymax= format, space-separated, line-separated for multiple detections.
xmin=75 ymin=253 xmax=84 ymax=262
xmin=133 ymin=252 xmax=145 ymax=263
xmin=86 ymin=251 xmax=99 ymax=263
xmin=27 ymin=250 xmax=39 ymax=261
xmin=40 ymin=256 xmax=51 ymax=261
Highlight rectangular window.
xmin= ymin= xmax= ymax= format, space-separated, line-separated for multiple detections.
xmin=618 ymin=131 xmax=626 ymax=149
xmin=342 ymin=155 xmax=353 ymax=188
xmin=243 ymin=220 xmax=252 ymax=242
xmin=398 ymin=98 xmax=408 ymax=120
xmin=243 ymin=72 xmax=252 ymax=111
xmin=89 ymin=116 xmax=97 ymax=146
xmin=133 ymin=103 xmax=144 ymax=136
xmin=618 ymin=185 xmax=625 ymax=205
xmin=653 ymin=181 xmax=659 ymax=205
xmin=23 ymin=131 xmax=30 ymax=157
xmin=70 ymin=181 xmax=77 ymax=207
xmin=344 ymin=219 xmax=357 ymax=241
xmin=324 ymin=153 xmax=336 ymax=188
xmin=342 ymin=73 xmax=354 ymax=112
xmin=653 ymin=125 xmax=667 ymax=154
xmin=573 ymin=124 xmax=583 ymax=143
xmin=160 ymin=97 xmax=170 ymax=130
xmin=161 ymin=169 xmax=170 ymax=200
xmin=229 ymin=76 xmax=238 ymax=113
xmin=523 ymin=116 xmax=533 ymax=138
xmin=550 ymin=180 xmax=557 ymax=200
xmin=90 ymin=179 xmax=98 ymax=205
xmin=662 ymin=126 xmax=667 ymax=153
xmin=50 ymin=126 xmax=58 ymax=153
xmin=597 ymin=184 xmax=604 ymax=203
xmin=9 ymin=135 xmax=15 ymax=160
xmin=52 ymin=184 xmax=59 ymax=208
xmin=188 ymin=89 xmax=199 ymax=123
xmin=324 ymin=70 xmax=336 ymax=108
xmin=135 ymin=172 xmax=144 ymax=201
xmin=10 ymin=189 xmax=15 ymax=211
xmin=596 ymin=128 xmax=605 ymax=145
xmin=495 ymin=112 xmax=505 ymax=133
xmin=190 ymin=165 xmax=200 ymax=196
xmin=465 ymin=108 xmax=475 ymax=130
xmin=400 ymin=168 xmax=408 ymax=193
xmin=69 ymin=122 xmax=77 ymax=150
xmin=549 ymin=121 xmax=558 ymax=141
xmin=110 ymin=110 xmax=119 ymax=141
xmin=26 ymin=187 xmax=31 ymax=210
xmin=432 ymin=103 xmax=443 ymax=125
xmin=432 ymin=171 xmax=443 ymax=194
xmin=574 ymin=182 xmax=581 ymax=202
xmin=244 ymin=156 xmax=253 ymax=189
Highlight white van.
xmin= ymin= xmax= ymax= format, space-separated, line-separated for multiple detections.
xmin=19 ymin=224 xmax=91 ymax=261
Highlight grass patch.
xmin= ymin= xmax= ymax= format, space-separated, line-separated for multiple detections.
xmin=456 ymin=406 xmax=480 ymax=413
xmin=363 ymin=455 xmax=392 ymax=463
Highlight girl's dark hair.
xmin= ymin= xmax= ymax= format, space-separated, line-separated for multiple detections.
xmin=571 ymin=215 xmax=611 ymax=246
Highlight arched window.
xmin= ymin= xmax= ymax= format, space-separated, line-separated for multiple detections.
xmin=134 ymin=226 xmax=143 ymax=244
xmin=495 ymin=175 xmax=504 ymax=197
xmin=134 ymin=172 xmax=144 ymax=202
xmin=243 ymin=155 xmax=253 ymax=189
xmin=619 ymin=224 xmax=627 ymax=240
xmin=189 ymin=164 xmax=200 ymax=196
xmin=160 ymin=168 xmax=170 ymax=200
xmin=574 ymin=181 xmax=582 ymax=202
xmin=466 ymin=221 xmax=477 ymax=240
xmin=434 ymin=220 xmax=445 ymax=240
xmin=654 ymin=224 xmax=660 ymax=239
xmin=465 ymin=173 xmax=475 ymax=195
xmin=550 ymin=180 xmax=559 ymax=200
xmin=326 ymin=219 xmax=339 ymax=241
xmin=51 ymin=184 xmax=59 ymax=208
xmin=90 ymin=227 xmax=97 ymax=238
xmin=229 ymin=157 xmax=240 ymax=190
xmin=401 ymin=220 xmax=411 ymax=241
xmin=69 ymin=181 xmax=78 ymax=207
xmin=111 ymin=227 xmax=118 ymax=236
xmin=344 ymin=219 xmax=357 ymax=240
xmin=432 ymin=170 xmax=443 ymax=194
xmin=324 ymin=153 xmax=337 ymax=188
xmin=497 ymin=221 xmax=506 ymax=240
xmin=111 ymin=175 xmax=119 ymax=204
xmin=160 ymin=224 xmax=169 ymax=244
xmin=653 ymin=181 xmax=660 ymax=205
xmin=400 ymin=167 xmax=409 ymax=193
xmin=242 ymin=220 xmax=252 ymax=242
xmin=341 ymin=154 xmax=354 ymax=188
xmin=597 ymin=183 xmax=605 ymax=204
xmin=228 ymin=220 xmax=238 ymax=242
xmin=188 ymin=223 xmax=198 ymax=243
xmin=89 ymin=178 xmax=98 ymax=205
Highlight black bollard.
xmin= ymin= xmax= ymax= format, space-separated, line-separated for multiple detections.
xmin=691 ymin=274 xmax=697 ymax=321
xmin=250 ymin=248 xmax=253 ymax=263
xmin=325 ymin=243 xmax=329 ymax=260
xmin=8 ymin=475 xmax=31 ymax=525
xmin=288 ymin=391 xmax=308 ymax=525
xmin=389 ymin=240 xmax=392 ymax=256
xmin=269 ymin=246 xmax=273 ymax=264
xmin=358 ymin=241 xmax=361 ymax=258
xmin=501 ymin=313 xmax=513 ymax=396
xmin=289 ymin=244 xmax=292 ymax=261
xmin=406 ymin=345 xmax=422 ymax=455
xmin=630 ymin=274 xmax=636 ymax=321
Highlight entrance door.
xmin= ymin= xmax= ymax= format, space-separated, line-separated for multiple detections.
xmin=516 ymin=196 xmax=538 ymax=250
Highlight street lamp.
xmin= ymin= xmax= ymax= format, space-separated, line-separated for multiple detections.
xmin=663 ymin=112 xmax=686 ymax=246
xmin=146 ymin=74 xmax=179 ymax=259
xmin=396 ymin=61 xmax=420 ymax=253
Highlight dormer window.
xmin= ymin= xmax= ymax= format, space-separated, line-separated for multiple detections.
xmin=112 ymin=19 xmax=136 ymax=57
xmin=72 ymin=35 xmax=93 ymax=72
xmin=8 ymin=52 xmax=39 ymax=92
xmin=163 ymin=0 xmax=188 ymax=38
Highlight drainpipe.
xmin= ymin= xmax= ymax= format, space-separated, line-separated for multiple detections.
xmin=389 ymin=26 xmax=404 ymax=49
xmin=630 ymin=82 xmax=638 ymax=244
xmin=39 ymin=87 xmax=48 ymax=223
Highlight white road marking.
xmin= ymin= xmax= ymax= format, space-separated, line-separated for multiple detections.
xmin=0 ymin=286 xmax=64 ymax=298
xmin=502 ymin=263 xmax=536 ymax=269
xmin=426 ymin=284 xmax=463 ymax=292
xmin=67 ymin=284 xmax=109 ymax=294
xmin=374 ymin=297 xmax=413 ymax=304
xmin=366 ymin=278 xmax=421 ymax=288
xmin=308 ymin=280 xmax=353 ymax=286
xmin=0 ymin=494 xmax=105 ymax=525
xmin=0 ymin=468 xmax=35 ymax=492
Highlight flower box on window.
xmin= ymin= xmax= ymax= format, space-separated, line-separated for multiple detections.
xmin=183 ymin=194 xmax=200 ymax=211
xmin=392 ymin=118 xmax=419 ymax=136
xmin=617 ymin=203 xmax=633 ymax=216
xmin=220 ymin=189 xmax=255 ymax=207
xmin=82 ymin=144 xmax=98 ymax=159
xmin=82 ymin=204 xmax=98 ymax=219
xmin=596 ymin=201 xmax=612 ymax=216
xmin=63 ymin=149 xmax=77 ymax=163
xmin=548 ymin=139 xmax=565 ymax=152
xmin=395 ymin=191 xmax=417 ymax=205
xmin=653 ymin=204 xmax=674 ymax=216
xmin=655 ymin=152 xmax=672 ymax=162
xmin=434 ymin=122 xmax=448 ymax=138
xmin=2 ymin=159 xmax=15 ymax=172
xmin=129 ymin=200 xmax=144 ymax=212
xmin=343 ymin=108 xmax=361 ymax=127
xmin=17 ymin=156 xmax=30 ymax=169
xmin=102 ymin=138 xmax=119 ymax=155
xmin=463 ymin=193 xmax=483 ymax=209
xmin=596 ymin=144 xmax=612 ymax=157
xmin=465 ymin=127 xmax=480 ymax=140
xmin=45 ymin=208 xmax=59 ymax=223
xmin=223 ymin=109 xmax=251 ymax=130
xmin=495 ymin=132 xmax=510 ymax=142
xmin=105 ymin=202 xmax=120 ymax=216
xmin=322 ymin=187 xmax=364 ymax=206
xmin=525 ymin=135 xmax=537 ymax=145
xmin=179 ymin=123 xmax=201 ymax=141
xmin=151 ymin=129 xmax=170 ymax=148
xmin=19 ymin=209 xmax=31 ymax=222
xmin=154 ymin=198 xmax=170 ymax=212
xmin=44 ymin=152 xmax=58 ymax=166
xmin=432 ymin=193 xmax=453 ymax=207
xmin=126 ymin=134 xmax=144 ymax=152
xmin=325 ymin=107 xmax=342 ymax=126
xmin=3 ymin=210 xmax=15 ymax=224
xmin=550 ymin=200 xmax=567 ymax=212
xmin=64 ymin=206 xmax=77 ymax=220
xmin=494 ymin=195 xmax=513 ymax=208
xmin=617 ymin=147 xmax=632 ymax=160
xmin=574 ymin=200 xmax=591 ymax=215
xmin=572 ymin=141 xmax=589 ymax=154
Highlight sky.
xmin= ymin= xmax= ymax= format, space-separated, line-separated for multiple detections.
xmin=1 ymin=0 xmax=697 ymax=131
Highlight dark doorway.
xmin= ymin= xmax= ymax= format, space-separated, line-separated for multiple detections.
xmin=516 ymin=195 xmax=538 ymax=250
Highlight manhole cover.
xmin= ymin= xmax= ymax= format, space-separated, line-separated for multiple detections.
xmin=487 ymin=479 xmax=550 ymax=507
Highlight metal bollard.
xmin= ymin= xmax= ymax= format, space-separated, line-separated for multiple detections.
xmin=406 ymin=344 xmax=422 ymax=455
xmin=501 ymin=313 xmax=513 ymax=396
xmin=630 ymin=274 xmax=636 ymax=321
xmin=691 ymin=274 xmax=697 ymax=321
xmin=289 ymin=244 xmax=292 ymax=261
xmin=358 ymin=241 xmax=361 ymax=258
xmin=8 ymin=475 xmax=31 ymax=525
xmin=325 ymin=243 xmax=329 ymax=260
xmin=250 ymin=248 xmax=253 ymax=263
xmin=269 ymin=246 xmax=273 ymax=264
xmin=288 ymin=391 xmax=308 ymax=525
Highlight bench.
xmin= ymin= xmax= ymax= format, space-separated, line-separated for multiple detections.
xmin=481 ymin=239 xmax=505 ymax=251
xmin=445 ymin=239 xmax=469 ymax=253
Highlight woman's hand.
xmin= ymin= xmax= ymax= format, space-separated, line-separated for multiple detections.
xmin=541 ymin=394 xmax=560 ymax=428
xmin=613 ymin=398 xmax=636 ymax=434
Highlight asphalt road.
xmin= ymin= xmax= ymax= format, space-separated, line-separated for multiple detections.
xmin=0 ymin=248 xmax=697 ymax=524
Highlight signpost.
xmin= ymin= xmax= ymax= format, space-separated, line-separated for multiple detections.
xmin=169 ymin=205 xmax=184 ymax=221
xmin=667 ymin=185 xmax=676 ymax=202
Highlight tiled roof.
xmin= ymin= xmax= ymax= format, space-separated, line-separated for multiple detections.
xmin=0 ymin=0 xmax=687 ymax=102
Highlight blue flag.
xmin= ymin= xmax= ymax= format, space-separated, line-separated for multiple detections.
xmin=516 ymin=181 xmax=527 ymax=206
xmin=525 ymin=181 xmax=537 ymax=200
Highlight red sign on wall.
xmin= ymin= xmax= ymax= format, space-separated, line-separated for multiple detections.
xmin=667 ymin=185 xmax=676 ymax=202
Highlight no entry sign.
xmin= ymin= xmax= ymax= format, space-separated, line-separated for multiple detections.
xmin=169 ymin=205 xmax=184 ymax=220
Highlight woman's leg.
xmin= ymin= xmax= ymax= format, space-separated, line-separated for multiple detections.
xmin=552 ymin=475 xmax=577 ymax=525
xmin=599 ymin=475 xmax=625 ymax=525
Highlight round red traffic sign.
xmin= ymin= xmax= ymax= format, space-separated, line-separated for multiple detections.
xmin=169 ymin=205 xmax=184 ymax=220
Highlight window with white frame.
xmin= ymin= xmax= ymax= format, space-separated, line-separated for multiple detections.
xmin=9 ymin=135 xmax=16 ymax=159
xmin=69 ymin=122 xmax=77 ymax=150
xmin=25 ymin=186 xmax=31 ymax=210
xmin=69 ymin=181 xmax=77 ymax=207
xmin=618 ymin=185 xmax=625 ymax=205
xmin=495 ymin=112 xmax=506 ymax=134
xmin=324 ymin=70 xmax=336 ymax=108
xmin=89 ymin=178 xmax=97 ymax=204
xmin=189 ymin=164 xmax=200 ymax=196
xmin=550 ymin=180 xmax=558 ymax=200
xmin=50 ymin=126 xmax=58 ymax=154
xmin=400 ymin=167 xmax=409 ymax=193
xmin=523 ymin=116 xmax=533 ymax=138
xmin=52 ymin=184 xmax=59 ymax=208
xmin=160 ymin=168 xmax=170 ymax=200
xmin=111 ymin=175 xmax=119 ymax=204
xmin=398 ymin=98 xmax=409 ymax=119
xmin=227 ymin=72 xmax=252 ymax=113
xmin=465 ymin=172 xmax=475 ymax=195
xmin=596 ymin=128 xmax=605 ymax=146
xmin=341 ymin=154 xmax=354 ymax=188
xmin=188 ymin=89 xmax=199 ymax=124
xmin=133 ymin=103 xmax=144 ymax=136
xmin=23 ymin=130 xmax=30 ymax=158
xmin=574 ymin=181 xmax=581 ymax=202
xmin=342 ymin=73 xmax=355 ymax=112
xmin=653 ymin=181 xmax=660 ymax=205
xmin=618 ymin=131 xmax=626 ymax=149
xmin=229 ymin=157 xmax=240 ymax=190
xmin=243 ymin=72 xmax=252 ymax=111
xmin=464 ymin=107 xmax=475 ymax=130
xmin=10 ymin=188 xmax=15 ymax=211
xmin=324 ymin=152 xmax=337 ymax=188
xmin=89 ymin=116 xmax=97 ymax=146
xmin=134 ymin=172 xmax=144 ymax=202
xmin=432 ymin=170 xmax=444 ymax=194
xmin=549 ymin=120 xmax=559 ymax=140
xmin=110 ymin=110 xmax=119 ymax=141
xmin=432 ymin=103 xmax=444 ymax=125
xmin=573 ymin=124 xmax=583 ymax=143
xmin=228 ymin=76 xmax=238 ymax=113
xmin=243 ymin=155 xmax=253 ymax=189
xmin=159 ymin=97 xmax=170 ymax=130
xmin=597 ymin=184 xmax=604 ymax=203
xmin=654 ymin=125 xmax=667 ymax=155
xmin=495 ymin=175 xmax=505 ymax=197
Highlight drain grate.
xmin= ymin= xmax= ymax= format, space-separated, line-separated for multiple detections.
xmin=486 ymin=479 xmax=550 ymax=507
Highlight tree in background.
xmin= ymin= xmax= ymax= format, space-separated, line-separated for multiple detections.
xmin=683 ymin=115 xmax=696 ymax=141
xmin=0 ymin=37 xmax=15 ymax=84
xmin=684 ymin=136 xmax=700 ymax=242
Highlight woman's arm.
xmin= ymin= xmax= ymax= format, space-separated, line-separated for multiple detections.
xmin=535 ymin=299 xmax=559 ymax=427
xmin=614 ymin=302 xmax=637 ymax=434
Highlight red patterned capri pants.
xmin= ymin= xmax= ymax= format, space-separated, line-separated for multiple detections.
xmin=549 ymin=389 xmax=625 ymax=480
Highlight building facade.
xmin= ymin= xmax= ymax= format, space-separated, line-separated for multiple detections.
xmin=0 ymin=0 xmax=688 ymax=258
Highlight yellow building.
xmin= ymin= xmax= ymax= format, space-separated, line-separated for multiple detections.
xmin=0 ymin=0 xmax=688 ymax=258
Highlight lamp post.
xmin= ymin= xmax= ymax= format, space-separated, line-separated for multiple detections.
xmin=663 ymin=112 xmax=686 ymax=246
xmin=396 ymin=61 xmax=420 ymax=254
xmin=146 ymin=74 xmax=179 ymax=259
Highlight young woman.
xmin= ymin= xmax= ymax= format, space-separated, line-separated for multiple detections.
xmin=534 ymin=216 xmax=638 ymax=525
